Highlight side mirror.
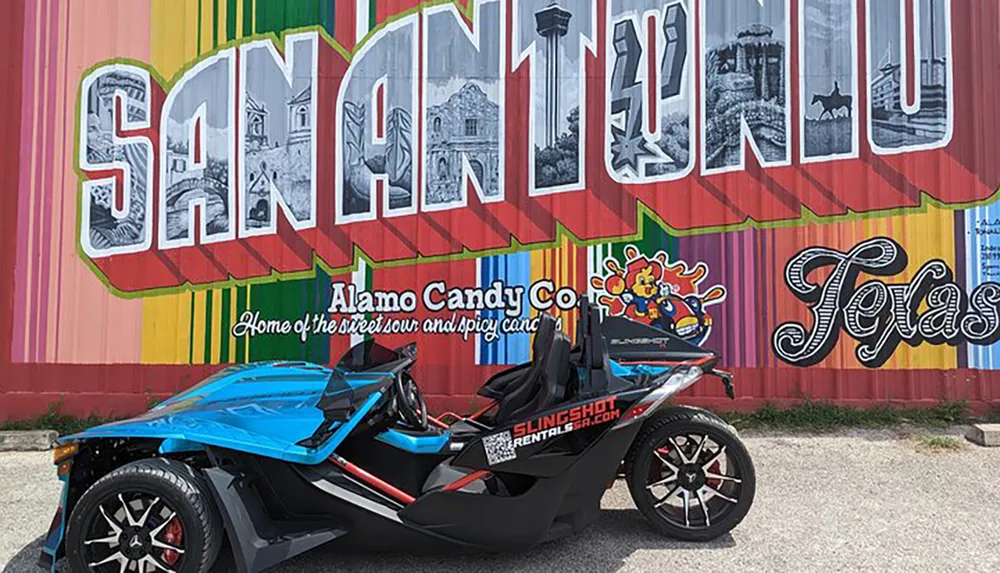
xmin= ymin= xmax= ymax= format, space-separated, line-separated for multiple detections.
xmin=397 ymin=342 xmax=417 ymax=360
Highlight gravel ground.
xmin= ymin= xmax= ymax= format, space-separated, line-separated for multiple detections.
xmin=3 ymin=427 xmax=999 ymax=573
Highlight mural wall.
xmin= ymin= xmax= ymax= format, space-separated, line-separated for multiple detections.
xmin=1 ymin=0 xmax=999 ymax=418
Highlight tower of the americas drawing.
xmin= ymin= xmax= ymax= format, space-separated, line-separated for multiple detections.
xmin=535 ymin=2 xmax=572 ymax=148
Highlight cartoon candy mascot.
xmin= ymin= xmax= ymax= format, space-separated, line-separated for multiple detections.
xmin=591 ymin=245 xmax=726 ymax=346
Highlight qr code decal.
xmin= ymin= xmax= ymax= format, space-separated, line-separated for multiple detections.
xmin=482 ymin=431 xmax=517 ymax=466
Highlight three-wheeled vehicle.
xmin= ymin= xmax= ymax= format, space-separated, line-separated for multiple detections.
xmin=41 ymin=297 xmax=755 ymax=573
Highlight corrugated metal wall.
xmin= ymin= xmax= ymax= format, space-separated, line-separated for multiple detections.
xmin=1 ymin=0 xmax=998 ymax=420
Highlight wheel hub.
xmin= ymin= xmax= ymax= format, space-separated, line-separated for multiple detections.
xmin=676 ymin=464 xmax=706 ymax=491
xmin=119 ymin=527 xmax=152 ymax=560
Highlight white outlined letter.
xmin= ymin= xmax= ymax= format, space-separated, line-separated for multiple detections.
xmin=422 ymin=0 xmax=506 ymax=212
xmin=78 ymin=65 xmax=154 ymax=258
xmin=866 ymin=0 xmax=953 ymax=155
xmin=158 ymin=49 xmax=237 ymax=249
xmin=239 ymin=32 xmax=318 ymax=236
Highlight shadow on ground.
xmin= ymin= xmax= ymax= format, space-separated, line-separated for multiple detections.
xmin=276 ymin=509 xmax=736 ymax=573
xmin=2 ymin=509 xmax=736 ymax=573
xmin=2 ymin=537 xmax=45 ymax=573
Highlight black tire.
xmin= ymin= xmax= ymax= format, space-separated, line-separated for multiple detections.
xmin=654 ymin=405 xmax=728 ymax=428
xmin=66 ymin=458 xmax=223 ymax=573
xmin=625 ymin=410 xmax=755 ymax=541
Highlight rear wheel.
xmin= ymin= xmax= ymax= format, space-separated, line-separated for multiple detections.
xmin=66 ymin=458 xmax=222 ymax=573
xmin=625 ymin=411 xmax=755 ymax=541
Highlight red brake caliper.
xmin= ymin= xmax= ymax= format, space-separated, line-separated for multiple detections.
xmin=162 ymin=517 xmax=183 ymax=566
xmin=654 ymin=446 xmax=673 ymax=481
xmin=706 ymin=461 xmax=722 ymax=487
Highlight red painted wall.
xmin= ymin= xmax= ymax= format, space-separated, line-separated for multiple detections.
xmin=2 ymin=0 xmax=999 ymax=421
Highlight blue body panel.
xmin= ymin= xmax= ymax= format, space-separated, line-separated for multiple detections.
xmin=608 ymin=360 xmax=672 ymax=378
xmin=377 ymin=428 xmax=450 ymax=454
xmin=40 ymin=474 xmax=69 ymax=572
xmin=43 ymin=361 xmax=451 ymax=566
xmin=63 ymin=362 xmax=394 ymax=465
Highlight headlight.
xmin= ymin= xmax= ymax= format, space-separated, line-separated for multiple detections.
xmin=52 ymin=441 xmax=78 ymax=465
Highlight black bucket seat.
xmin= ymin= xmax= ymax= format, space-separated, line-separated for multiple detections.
xmin=510 ymin=329 xmax=571 ymax=420
xmin=492 ymin=313 xmax=557 ymax=425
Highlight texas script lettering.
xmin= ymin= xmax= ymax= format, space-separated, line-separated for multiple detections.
xmin=772 ymin=237 xmax=1000 ymax=368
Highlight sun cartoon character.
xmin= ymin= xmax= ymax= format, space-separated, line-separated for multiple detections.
xmin=590 ymin=245 xmax=727 ymax=346
xmin=590 ymin=245 xmax=669 ymax=321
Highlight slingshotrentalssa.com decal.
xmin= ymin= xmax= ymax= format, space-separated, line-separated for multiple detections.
xmin=482 ymin=397 xmax=620 ymax=465
xmin=773 ymin=237 xmax=1000 ymax=368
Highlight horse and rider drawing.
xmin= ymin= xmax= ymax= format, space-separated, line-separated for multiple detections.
xmin=811 ymin=81 xmax=853 ymax=120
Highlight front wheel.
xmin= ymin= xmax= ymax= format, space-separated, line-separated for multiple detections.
xmin=65 ymin=458 xmax=223 ymax=573
xmin=624 ymin=411 xmax=755 ymax=541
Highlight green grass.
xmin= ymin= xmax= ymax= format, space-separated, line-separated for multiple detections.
xmin=986 ymin=407 xmax=1000 ymax=424
xmin=720 ymin=400 xmax=971 ymax=432
xmin=0 ymin=412 xmax=120 ymax=436
xmin=912 ymin=434 xmax=966 ymax=453
xmin=0 ymin=402 xmax=121 ymax=436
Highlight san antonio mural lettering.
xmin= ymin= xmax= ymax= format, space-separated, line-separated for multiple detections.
xmin=773 ymin=237 xmax=1000 ymax=368
xmin=78 ymin=0 xmax=963 ymax=295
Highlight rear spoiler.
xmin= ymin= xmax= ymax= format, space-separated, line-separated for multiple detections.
xmin=594 ymin=312 xmax=735 ymax=399
xmin=601 ymin=315 xmax=718 ymax=364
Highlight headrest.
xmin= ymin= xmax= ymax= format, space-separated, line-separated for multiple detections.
xmin=577 ymin=296 xmax=591 ymax=346
xmin=533 ymin=312 xmax=557 ymax=358
xmin=587 ymin=306 xmax=605 ymax=369
xmin=544 ymin=331 xmax=572 ymax=390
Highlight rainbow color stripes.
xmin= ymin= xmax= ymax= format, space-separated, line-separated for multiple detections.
xmin=10 ymin=0 xmax=383 ymax=366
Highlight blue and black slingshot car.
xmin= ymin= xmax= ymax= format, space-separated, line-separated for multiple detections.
xmin=40 ymin=296 xmax=755 ymax=573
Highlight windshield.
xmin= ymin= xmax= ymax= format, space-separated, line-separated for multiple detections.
xmin=336 ymin=339 xmax=403 ymax=372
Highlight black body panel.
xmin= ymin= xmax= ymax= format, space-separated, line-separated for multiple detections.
xmin=453 ymin=391 xmax=644 ymax=478
xmin=201 ymin=410 xmax=644 ymax=562
xmin=205 ymin=466 xmax=346 ymax=573
xmin=335 ymin=430 xmax=451 ymax=497
xmin=401 ymin=424 xmax=641 ymax=549
xmin=399 ymin=476 xmax=571 ymax=549
xmin=294 ymin=464 xmax=487 ymax=552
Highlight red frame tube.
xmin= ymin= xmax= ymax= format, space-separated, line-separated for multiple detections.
xmin=432 ymin=401 xmax=497 ymax=426
xmin=427 ymin=415 xmax=449 ymax=429
xmin=467 ymin=400 xmax=497 ymax=420
xmin=329 ymin=454 xmax=416 ymax=505
xmin=617 ymin=355 xmax=717 ymax=367
xmin=442 ymin=470 xmax=491 ymax=492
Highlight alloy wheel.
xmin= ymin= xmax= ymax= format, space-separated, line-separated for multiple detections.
xmin=644 ymin=433 xmax=746 ymax=530
xmin=82 ymin=491 xmax=186 ymax=573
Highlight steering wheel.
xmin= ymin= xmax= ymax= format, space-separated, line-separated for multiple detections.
xmin=394 ymin=372 xmax=428 ymax=431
